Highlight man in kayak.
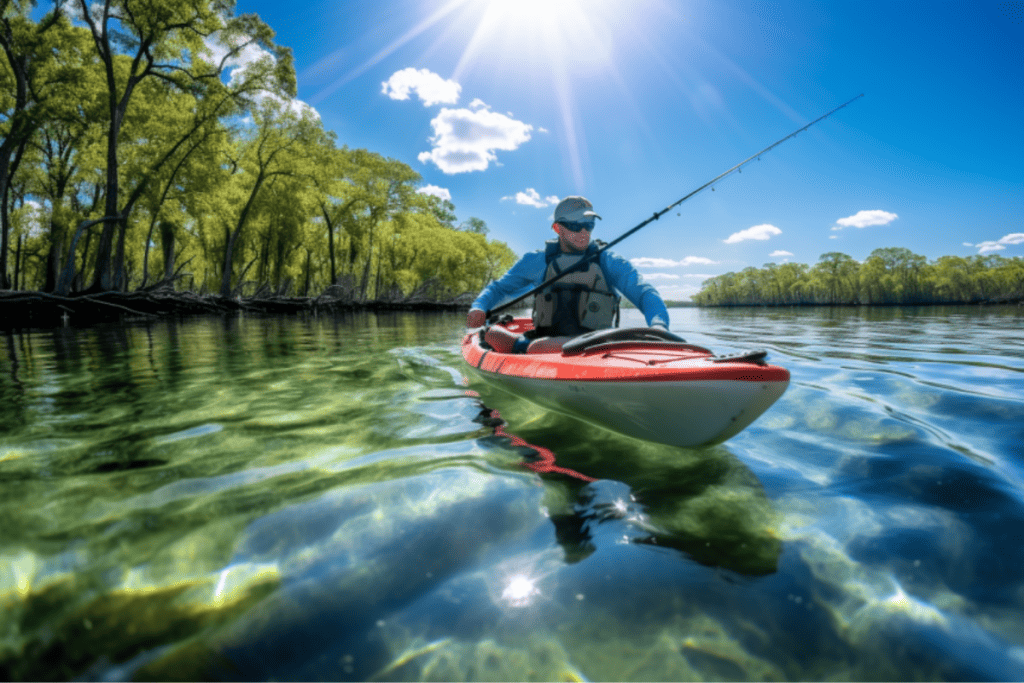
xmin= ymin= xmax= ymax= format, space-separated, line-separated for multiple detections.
xmin=466 ymin=196 xmax=670 ymax=353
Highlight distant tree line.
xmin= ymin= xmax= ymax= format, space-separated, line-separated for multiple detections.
xmin=0 ymin=0 xmax=516 ymax=302
xmin=693 ymin=248 xmax=1024 ymax=306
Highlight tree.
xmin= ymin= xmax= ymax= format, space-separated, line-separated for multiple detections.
xmin=929 ymin=255 xmax=974 ymax=303
xmin=331 ymin=148 xmax=421 ymax=300
xmin=809 ymin=252 xmax=859 ymax=304
xmin=25 ymin=23 xmax=105 ymax=292
xmin=129 ymin=79 xmax=229 ymax=288
xmin=775 ymin=262 xmax=809 ymax=304
xmin=690 ymin=247 xmax=1024 ymax=307
xmin=459 ymin=216 xmax=488 ymax=235
xmin=0 ymin=1 xmax=76 ymax=288
xmin=218 ymin=98 xmax=319 ymax=297
xmin=307 ymin=131 xmax=356 ymax=287
xmin=860 ymin=247 xmax=927 ymax=304
xmin=74 ymin=0 xmax=295 ymax=291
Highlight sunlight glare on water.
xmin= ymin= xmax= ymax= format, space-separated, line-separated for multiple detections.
xmin=1 ymin=306 xmax=1023 ymax=681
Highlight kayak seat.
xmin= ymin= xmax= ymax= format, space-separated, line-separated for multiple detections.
xmin=561 ymin=326 xmax=688 ymax=354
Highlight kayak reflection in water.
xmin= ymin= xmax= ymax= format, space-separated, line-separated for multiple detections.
xmin=466 ymin=196 xmax=671 ymax=354
xmin=471 ymin=394 xmax=783 ymax=577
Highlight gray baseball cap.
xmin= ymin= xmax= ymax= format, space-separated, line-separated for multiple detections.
xmin=553 ymin=196 xmax=602 ymax=223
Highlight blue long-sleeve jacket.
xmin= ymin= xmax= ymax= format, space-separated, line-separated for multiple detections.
xmin=472 ymin=243 xmax=670 ymax=328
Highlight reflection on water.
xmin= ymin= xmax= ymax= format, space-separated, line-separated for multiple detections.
xmin=1 ymin=306 xmax=1024 ymax=681
xmin=470 ymin=395 xmax=783 ymax=575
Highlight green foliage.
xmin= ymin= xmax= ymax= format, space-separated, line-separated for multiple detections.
xmin=1 ymin=1 xmax=517 ymax=299
xmin=692 ymin=249 xmax=1024 ymax=307
xmin=459 ymin=216 xmax=488 ymax=235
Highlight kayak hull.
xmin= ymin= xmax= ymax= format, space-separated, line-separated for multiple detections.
xmin=462 ymin=319 xmax=790 ymax=448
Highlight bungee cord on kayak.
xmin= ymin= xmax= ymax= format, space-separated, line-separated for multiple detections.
xmin=485 ymin=94 xmax=865 ymax=321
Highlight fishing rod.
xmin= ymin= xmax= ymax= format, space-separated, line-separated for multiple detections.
xmin=486 ymin=93 xmax=864 ymax=320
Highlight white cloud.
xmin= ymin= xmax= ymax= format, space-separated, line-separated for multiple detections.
xmin=631 ymin=258 xmax=677 ymax=268
xmin=724 ymin=224 xmax=782 ymax=244
xmin=16 ymin=200 xmax=46 ymax=238
xmin=418 ymin=107 xmax=533 ymax=174
xmin=770 ymin=250 xmax=794 ymax=257
xmin=381 ymin=68 xmax=460 ymax=106
xmin=975 ymin=233 xmax=1024 ymax=254
xmin=501 ymin=188 xmax=559 ymax=208
xmin=641 ymin=273 xmax=680 ymax=281
xmin=630 ymin=256 xmax=717 ymax=268
xmin=203 ymin=33 xmax=320 ymax=120
xmin=976 ymin=242 xmax=1005 ymax=254
xmin=266 ymin=93 xmax=320 ymax=120
xmin=417 ymin=184 xmax=451 ymax=201
xmin=469 ymin=98 xmax=488 ymax=109
xmin=651 ymin=283 xmax=703 ymax=301
xmin=963 ymin=242 xmax=974 ymax=247
xmin=70 ymin=2 xmax=117 ymax=33
xmin=204 ymin=34 xmax=272 ymax=81
xmin=830 ymin=235 xmax=839 ymax=239
xmin=834 ymin=209 xmax=898 ymax=229
xmin=538 ymin=127 xmax=549 ymax=134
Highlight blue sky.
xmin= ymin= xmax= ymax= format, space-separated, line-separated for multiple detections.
xmin=171 ymin=1 xmax=1024 ymax=298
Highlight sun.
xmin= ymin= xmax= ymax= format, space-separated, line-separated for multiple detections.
xmin=450 ymin=0 xmax=617 ymax=78
xmin=477 ymin=0 xmax=576 ymax=24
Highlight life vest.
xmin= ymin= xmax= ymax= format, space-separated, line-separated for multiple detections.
xmin=532 ymin=240 xmax=620 ymax=337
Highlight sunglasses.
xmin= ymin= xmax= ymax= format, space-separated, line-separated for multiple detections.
xmin=559 ymin=220 xmax=595 ymax=233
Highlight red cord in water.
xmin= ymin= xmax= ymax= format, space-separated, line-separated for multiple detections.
xmin=492 ymin=410 xmax=597 ymax=482
xmin=465 ymin=390 xmax=595 ymax=483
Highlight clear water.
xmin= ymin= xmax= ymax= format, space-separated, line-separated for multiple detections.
xmin=1 ymin=306 xmax=1023 ymax=681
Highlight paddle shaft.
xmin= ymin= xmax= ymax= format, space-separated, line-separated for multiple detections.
xmin=486 ymin=94 xmax=864 ymax=320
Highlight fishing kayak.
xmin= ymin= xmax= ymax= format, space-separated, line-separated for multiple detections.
xmin=462 ymin=318 xmax=790 ymax=447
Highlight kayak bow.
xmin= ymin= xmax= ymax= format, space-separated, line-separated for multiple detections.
xmin=462 ymin=318 xmax=790 ymax=448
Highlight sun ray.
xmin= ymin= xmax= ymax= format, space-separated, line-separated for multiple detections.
xmin=451 ymin=3 xmax=506 ymax=83
xmin=547 ymin=39 xmax=586 ymax=189
xmin=310 ymin=0 xmax=468 ymax=104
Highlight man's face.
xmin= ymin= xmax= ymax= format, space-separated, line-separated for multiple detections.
xmin=553 ymin=222 xmax=592 ymax=253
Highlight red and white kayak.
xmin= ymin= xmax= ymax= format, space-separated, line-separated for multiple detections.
xmin=462 ymin=318 xmax=790 ymax=448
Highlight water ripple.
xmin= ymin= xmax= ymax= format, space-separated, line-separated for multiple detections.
xmin=2 ymin=308 xmax=1024 ymax=681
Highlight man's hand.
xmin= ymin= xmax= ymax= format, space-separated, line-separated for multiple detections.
xmin=467 ymin=308 xmax=487 ymax=328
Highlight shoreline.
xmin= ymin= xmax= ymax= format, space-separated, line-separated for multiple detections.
xmin=3 ymin=291 xmax=1021 ymax=333
xmin=0 ymin=289 xmax=474 ymax=332
xmin=691 ymin=299 xmax=1024 ymax=308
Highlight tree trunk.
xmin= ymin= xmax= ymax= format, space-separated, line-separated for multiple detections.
xmin=76 ymin=228 xmax=93 ymax=292
xmin=91 ymin=18 xmax=132 ymax=293
xmin=91 ymin=128 xmax=122 ymax=290
xmin=141 ymin=218 xmax=156 ymax=288
xmin=161 ymin=221 xmax=176 ymax=282
xmin=221 ymin=172 xmax=268 ymax=297
xmin=44 ymin=217 xmax=67 ymax=293
xmin=55 ymin=220 xmax=87 ymax=296
xmin=0 ymin=151 xmax=11 ymax=289
xmin=359 ymin=224 xmax=376 ymax=301
xmin=0 ymin=137 xmax=28 ymax=289
xmin=221 ymin=228 xmax=239 ymax=297
xmin=322 ymin=205 xmax=337 ymax=285
xmin=303 ymin=249 xmax=312 ymax=296
xmin=13 ymin=234 xmax=23 ymax=290
xmin=113 ymin=218 xmax=128 ymax=290
xmin=374 ymin=248 xmax=385 ymax=300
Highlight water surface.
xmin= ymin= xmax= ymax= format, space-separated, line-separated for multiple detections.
xmin=1 ymin=306 xmax=1023 ymax=680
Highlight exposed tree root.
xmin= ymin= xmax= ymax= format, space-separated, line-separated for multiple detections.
xmin=0 ymin=289 xmax=474 ymax=330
